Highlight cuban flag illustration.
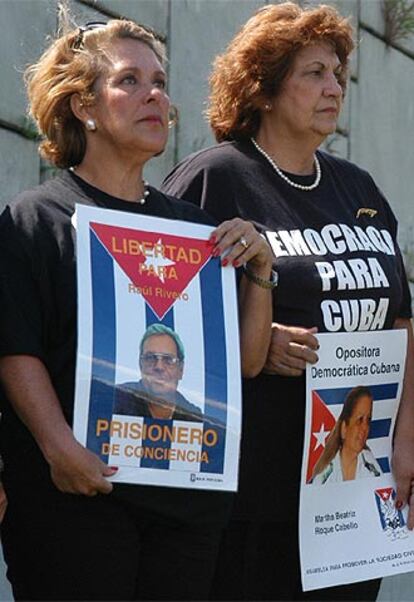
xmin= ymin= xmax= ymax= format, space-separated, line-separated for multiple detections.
xmin=73 ymin=205 xmax=241 ymax=491
xmin=374 ymin=487 xmax=406 ymax=536
xmin=306 ymin=383 xmax=398 ymax=483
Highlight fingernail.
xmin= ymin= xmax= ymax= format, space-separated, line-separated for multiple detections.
xmin=233 ymin=260 xmax=240 ymax=267
xmin=222 ymin=258 xmax=229 ymax=267
xmin=109 ymin=466 xmax=118 ymax=471
xmin=396 ymin=500 xmax=403 ymax=510
xmin=212 ymin=248 xmax=221 ymax=257
xmin=209 ymin=235 xmax=217 ymax=244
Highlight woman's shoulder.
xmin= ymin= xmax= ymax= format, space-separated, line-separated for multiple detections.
xmin=164 ymin=140 xmax=251 ymax=181
xmin=318 ymin=150 xmax=396 ymax=219
xmin=4 ymin=173 xmax=74 ymax=225
xmin=318 ymin=150 xmax=373 ymax=182
xmin=151 ymin=187 xmax=216 ymax=226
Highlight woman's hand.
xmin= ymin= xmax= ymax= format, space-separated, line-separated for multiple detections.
xmin=0 ymin=355 xmax=117 ymax=498
xmin=210 ymin=218 xmax=273 ymax=276
xmin=47 ymin=435 xmax=117 ymax=496
xmin=264 ymin=323 xmax=319 ymax=377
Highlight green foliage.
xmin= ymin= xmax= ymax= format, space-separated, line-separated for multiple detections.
xmin=382 ymin=0 xmax=414 ymax=45
xmin=18 ymin=116 xmax=40 ymax=140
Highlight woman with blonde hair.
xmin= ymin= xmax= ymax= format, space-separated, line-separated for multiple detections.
xmin=163 ymin=2 xmax=414 ymax=599
xmin=0 ymin=16 xmax=273 ymax=601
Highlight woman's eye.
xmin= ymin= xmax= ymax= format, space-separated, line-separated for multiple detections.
xmin=122 ymin=75 xmax=136 ymax=85
xmin=154 ymin=79 xmax=166 ymax=89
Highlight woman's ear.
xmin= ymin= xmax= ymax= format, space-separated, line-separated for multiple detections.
xmin=70 ymin=93 xmax=93 ymax=123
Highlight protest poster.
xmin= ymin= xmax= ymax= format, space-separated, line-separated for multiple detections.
xmin=73 ymin=204 xmax=241 ymax=491
xmin=299 ymin=329 xmax=414 ymax=590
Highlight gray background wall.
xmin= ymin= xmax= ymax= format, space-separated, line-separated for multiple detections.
xmin=0 ymin=0 xmax=413 ymax=600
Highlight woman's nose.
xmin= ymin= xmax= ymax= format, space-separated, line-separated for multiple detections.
xmin=324 ymin=73 xmax=342 ymax=97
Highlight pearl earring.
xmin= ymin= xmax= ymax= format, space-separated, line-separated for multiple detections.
xmin=264 ymin=103 xmax=272 ymax=112
xmin=85 ymin=118 xmax=97 ymax=131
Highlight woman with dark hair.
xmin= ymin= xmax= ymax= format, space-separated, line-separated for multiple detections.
xmin=312 ymin=386 xmax=382 ymax=484
xmin=162 ymin=3 xmax=414 ymax=600
xmin=0 ymin=17 xmax=273 ymax=601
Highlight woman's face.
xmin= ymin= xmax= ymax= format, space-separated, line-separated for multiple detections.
xmin=341 ymin=395 xmax=373 ymax=456
xmin=88 ymin=38 xmax=170 ymax=157
xmin=268 ymin=42 xmax=343 ymax=142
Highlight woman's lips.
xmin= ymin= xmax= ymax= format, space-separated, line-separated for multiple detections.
xmin=139 ymin=115 xmax=163 ymax=124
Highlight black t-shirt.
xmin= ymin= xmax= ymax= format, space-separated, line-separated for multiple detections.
xmin=162 ymin=139 xmax=412 ymax=520
xmin=0 ymin=170 xmax=232 ymax=524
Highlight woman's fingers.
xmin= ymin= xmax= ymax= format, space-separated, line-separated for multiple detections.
xmin=50 ymin=442 xmax=116 ymax=496
xmin=210 ymin=219 xmax=271 ymax=270
xmin=264 ymin=323 xmax=319 ymax=376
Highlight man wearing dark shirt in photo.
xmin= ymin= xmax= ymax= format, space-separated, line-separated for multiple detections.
xmin=114 ymin=324 xmax=202 ymax=422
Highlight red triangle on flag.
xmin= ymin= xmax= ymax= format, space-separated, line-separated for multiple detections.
xmin=91 ymin=222 xmax=213 ymax=319
xmin=306 ymin=391 xmax=337 ymax=483
xmin=375 ymin=488 xmax=393 ymax=502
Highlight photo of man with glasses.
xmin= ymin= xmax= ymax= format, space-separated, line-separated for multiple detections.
xmin=113 ymin=324 xmax=203 ymax=421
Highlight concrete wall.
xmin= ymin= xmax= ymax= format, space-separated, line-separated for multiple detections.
xmin=0 ymin=1 xmax=414 ymax=599
xmin=1 ymin=0 xmax=413 ymax=293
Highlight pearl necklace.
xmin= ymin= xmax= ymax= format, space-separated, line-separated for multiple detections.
xmin=69 ymin=167 xmax=150 ymax=204
xmin=250 ymin=138 xmax=321 ymax=191
xmin=138 ymin=181 xmax=150 ymax=205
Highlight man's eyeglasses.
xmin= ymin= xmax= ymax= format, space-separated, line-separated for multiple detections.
xmin=141 ymin=352 xmax=181 ymax=369
xmin=73 ymin=21 xmax=108 ymax=50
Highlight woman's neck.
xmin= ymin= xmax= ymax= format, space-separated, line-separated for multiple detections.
xmin=74 ymin=151 xmax=148 ymax=202
xmin=255 ymin=126 xmax=322 ymax=175
xmin=340 ymin=448 xmax=358 ymax=481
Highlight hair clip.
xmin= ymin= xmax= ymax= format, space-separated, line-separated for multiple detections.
xmin=73 ymin=21 xmax=108 ymax=50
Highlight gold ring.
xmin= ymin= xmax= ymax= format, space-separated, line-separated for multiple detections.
xmin=239 ymin=236 xmax=249 ymax=250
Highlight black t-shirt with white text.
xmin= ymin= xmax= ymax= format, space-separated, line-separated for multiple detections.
xmin=162 ymin=140 xmax=412 ymax=520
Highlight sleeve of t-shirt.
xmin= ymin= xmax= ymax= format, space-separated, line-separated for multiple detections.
xmin=162 ymin=155 xmax=237 ymax=223
xmin=161 ymin=158 xmax=206 ymax=208
xmin=0 ymin=206 xmax=46 ymax=361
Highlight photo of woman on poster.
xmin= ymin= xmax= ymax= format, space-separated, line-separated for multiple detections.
xmin=311 ymin=386 xmax=382 ymax=484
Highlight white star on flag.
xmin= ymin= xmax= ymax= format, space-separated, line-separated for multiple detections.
xmin=313 ymin=423 xmax=331 ymax=451
xmin=141 ymin=238 xmax=176 ymax=283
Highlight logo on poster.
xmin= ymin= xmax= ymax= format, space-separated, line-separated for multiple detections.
xmin=375 ymin=488 xmax=408 ymax=540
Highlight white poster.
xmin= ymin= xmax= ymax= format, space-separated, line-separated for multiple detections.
xmin=300 ymin=329 xmax=414 ymax=590
xmin=73 ymin=204 xmax=241 ymax=491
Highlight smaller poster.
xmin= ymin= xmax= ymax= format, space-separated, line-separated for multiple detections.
xmin=73 ymin=204 xmax=241 ymax=491
xmin=299 ymin=329 xmax=414 ymax=591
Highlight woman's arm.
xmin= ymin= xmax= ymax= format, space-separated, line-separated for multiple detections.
xmin=392 ymin=318 xmax=414 ymax=528
xmin=211 ymin=218 xmax=273 ymax=377
xmin=0 ymin=355 xmax=117 ymax=496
